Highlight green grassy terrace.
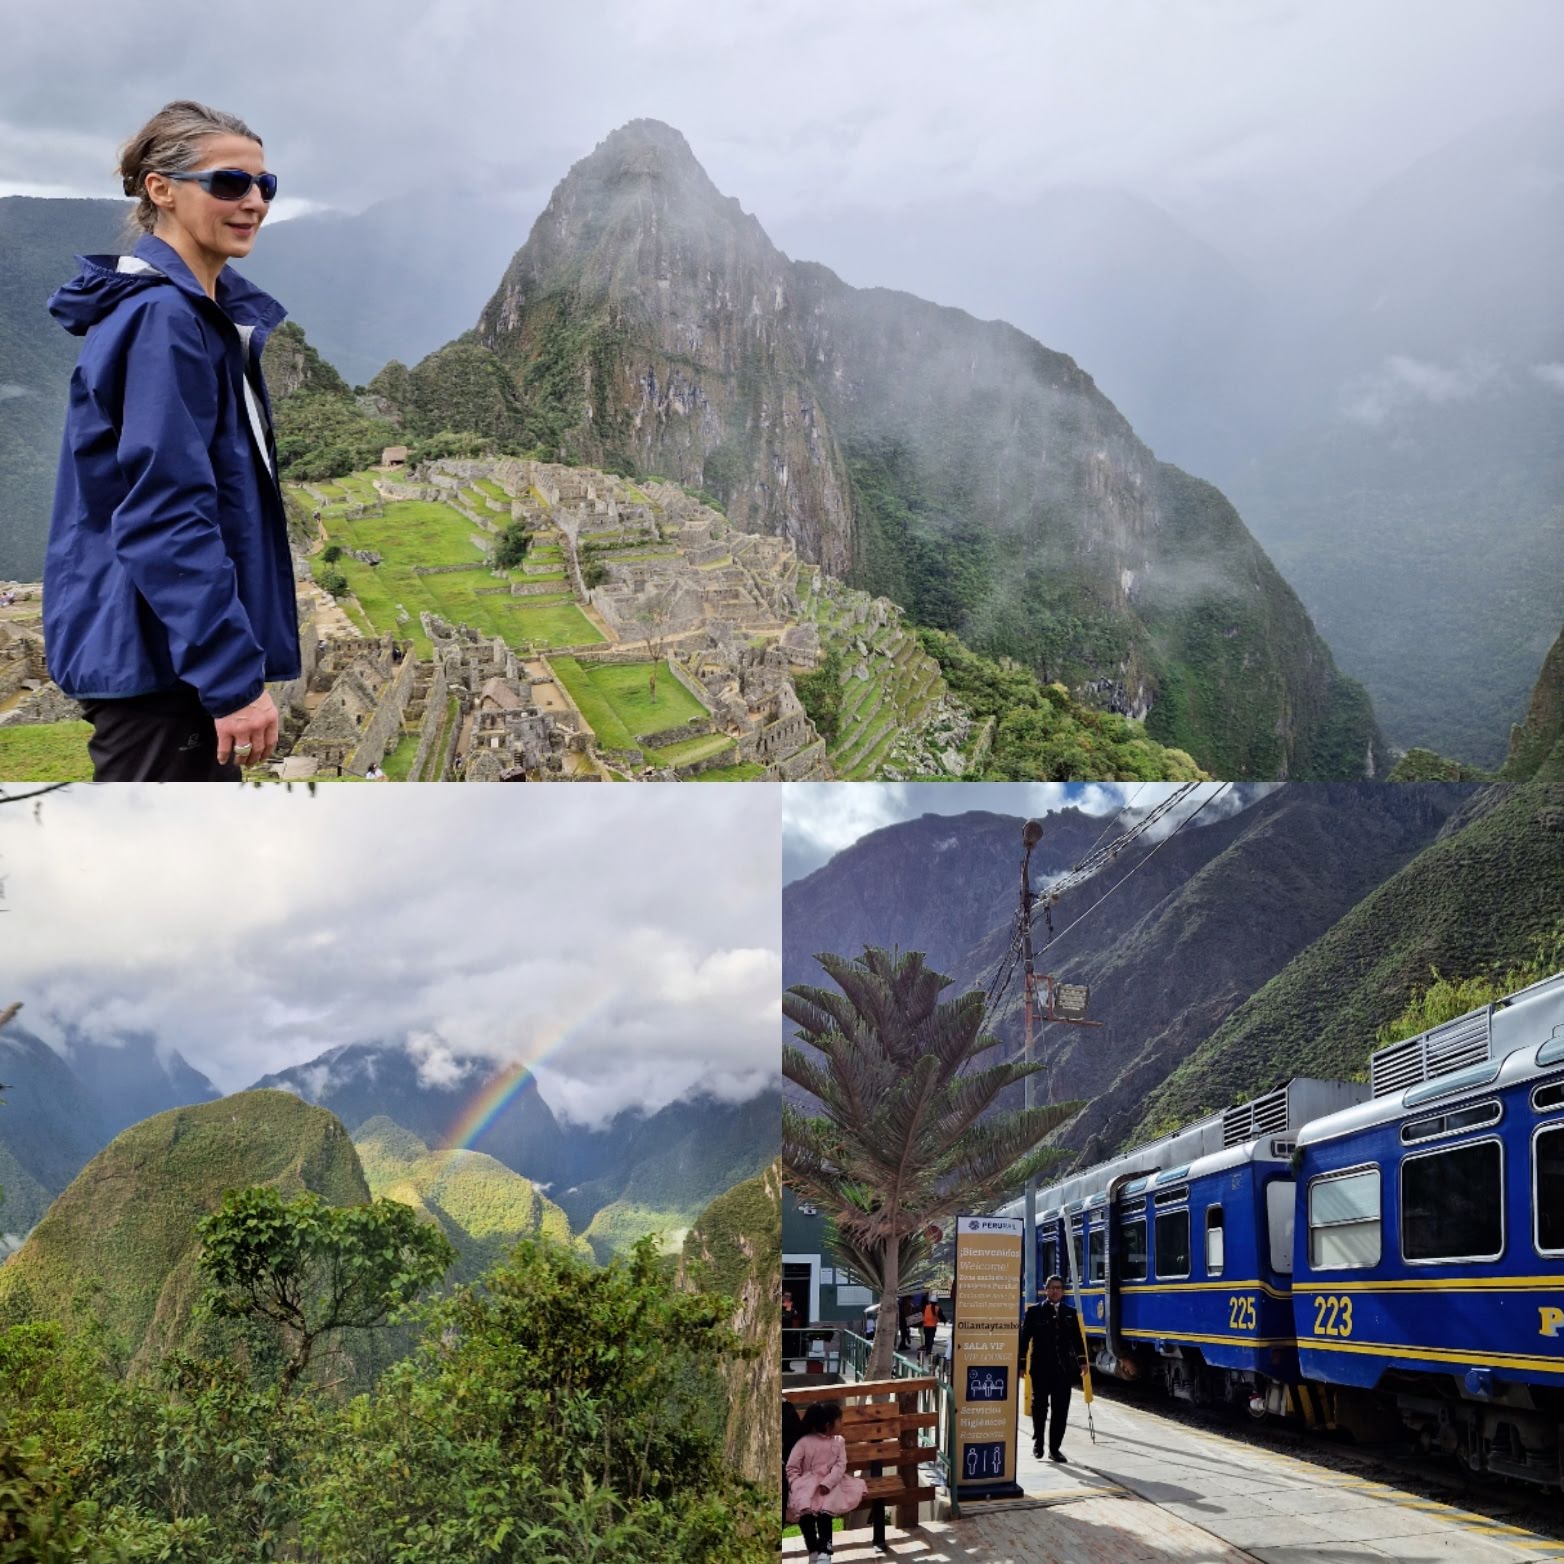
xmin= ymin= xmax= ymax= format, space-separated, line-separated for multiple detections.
xmin=550 ymin=657 xmax=711 ymax=761
xmin=0 ymin=719 xmax=92 ymax=781
xmin=300 ymin=474 xmax=602 ymax=655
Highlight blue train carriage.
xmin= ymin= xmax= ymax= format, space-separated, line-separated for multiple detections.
xmin=1294 ymin=970 xmax=1564 ymax=1488
xmin=1024 ymin=1078 xmax=1368 ymax=1418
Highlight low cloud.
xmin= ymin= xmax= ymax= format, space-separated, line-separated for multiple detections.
xmin=4 ymin=787 xmax=779 ymax=1125
xmin=1341 ymin=354 xmax=1499 ymax=426
xmin=782 ymin=781 xmax=1255 ymax=883
xmin=0 ymin=384 xmax=35 ymax=401
xmin=1532 ymin=362 xmax=1564 ymax=391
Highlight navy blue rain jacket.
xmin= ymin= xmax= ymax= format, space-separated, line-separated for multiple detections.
xmin=44 ymin=233 xmax=300 ymax=716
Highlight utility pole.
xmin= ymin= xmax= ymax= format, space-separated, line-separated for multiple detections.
xmin=1020 ymin=819 xmax=1043 ymax=1306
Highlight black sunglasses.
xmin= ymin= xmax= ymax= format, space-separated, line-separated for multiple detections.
xmin=156 ymin=168 xmax=278 ymax=202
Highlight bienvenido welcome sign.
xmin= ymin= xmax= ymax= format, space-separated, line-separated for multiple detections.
xmin=952 ymin=1214 xmax=1024 ymax=1500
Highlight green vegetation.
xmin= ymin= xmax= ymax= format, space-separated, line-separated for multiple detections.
xmin=1131 ymin=784 xmax=1564 ymax=1139
xmin=1389 ymin=747 xmax=1490 ymax=782
xmin=793 ymin=647 xmax=844 ymax=744
xmin=691 ymin=762 xmax=767 ymax=781
xmin=198 ymin=1186 xmax=455 ymax=1392
xmin=302 ymin=479 xmax=602 ymax=654
xmin=581 ymin=1202 xmax=692 ymax=1265
xmin=920 ymin=628 xmax=1205 ymax=781
xmin=0 ymin=1237 xmax=774 ymax=1562
xmin=1375 ymin=933 xmax=1564 ymax=1052
xmin=492 ymin=521 xmax=531 ymax=570
xmin=379 ymin=729 xmax=419 ymax=782
xmin=550 ymin=658 xmax=708 ymax=750
xmin=0 ymin=720 xmax=92 ymax=783
xmin=0 ymin=1092 xmax=372 ymax=1379
xmin=784 ymin=947 xmax=1077 ymax=1376
xmin=681 ymin=1164 xmax=781 ymax=1487
xmin=354 ymin=1119 xmax=591 ymax=1276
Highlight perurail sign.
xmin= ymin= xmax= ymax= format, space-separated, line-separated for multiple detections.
xmin=952 ymin=1214 xmax=1024 ymax=1499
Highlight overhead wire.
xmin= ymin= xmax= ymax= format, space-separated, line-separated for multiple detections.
xmin=1037 ymin=783 xmax=1233 ymax=957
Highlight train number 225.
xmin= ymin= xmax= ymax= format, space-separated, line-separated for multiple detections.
xmin=1228 ymin=1296 xmax=1256 ymax=1331
xmin=1312 ymin=1295 xmax=1354 ymax=1337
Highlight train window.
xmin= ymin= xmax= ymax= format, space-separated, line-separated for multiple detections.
xmin=1401 ymin=1100 xmax=1502 ymax=1144
xmin=1401 ymin=1140 xmax=1503 ymax=1263
xmin=1119 ymin=1216 xmax=1148 ymax=1281
xmin=1536 ymin=1125 xmax=1564 ymax=1254
xmin=1088 ymin=1228 xmax=1106 ymax=1283
xmin=1266 ymin=1181 xmax=1295 ymax=1274
xmin=1308 ymin=1166 xmax=1381 ymax=1269
xmin=1155 ymin=1207 xmax=1190 ymax=1277
xmin=1205 ymin=1206 xmax=1225 ymax=1275
xmin=1042 ymin=1238 xmax=1060 ymax=1283
xmin=1534 ymin=1081 xmax=1564 ymax=1114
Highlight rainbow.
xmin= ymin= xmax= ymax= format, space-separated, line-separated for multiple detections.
xmin=440 ymin=998 xmax=615 ymax=1152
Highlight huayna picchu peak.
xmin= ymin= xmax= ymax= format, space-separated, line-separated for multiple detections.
xmin=390 ymin=119 xmax=1385 ymax=779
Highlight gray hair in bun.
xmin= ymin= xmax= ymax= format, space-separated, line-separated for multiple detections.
xmin=117 ymin=100 xmax=261 ymax=236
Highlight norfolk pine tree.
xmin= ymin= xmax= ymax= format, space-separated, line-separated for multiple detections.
xmin=783 ymin=947 xmax=1079 ymax=1379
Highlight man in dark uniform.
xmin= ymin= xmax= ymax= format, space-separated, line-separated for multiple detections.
xmin=1018 ymin=1273 xmax=1086 ymax=1462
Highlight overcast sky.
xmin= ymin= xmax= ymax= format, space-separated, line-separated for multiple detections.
xmin=780 ymin=780 xmax=1258 ymax=883
xmin=1 ymin=1 xmax=1558 ymax=252
xmin=0 ymin=786 xmax=779 ymax=1125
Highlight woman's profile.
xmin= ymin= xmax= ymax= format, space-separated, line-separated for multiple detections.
xmin=44 ymin=99 xmax=298 ymax=780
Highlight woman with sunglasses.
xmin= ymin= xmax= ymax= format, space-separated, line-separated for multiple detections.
xmin=44 ymin=100 xmax=298 ymax=780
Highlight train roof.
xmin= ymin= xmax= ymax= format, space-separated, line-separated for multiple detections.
xmin=1007 ymin=1077 xmax=1368 ymax=1218
xmin=1299 ymin=969 xmax=1564 ymax=1149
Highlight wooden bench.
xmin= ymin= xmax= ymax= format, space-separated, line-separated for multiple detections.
xmin=785 ymin=1376 xmax=939 ymax=1550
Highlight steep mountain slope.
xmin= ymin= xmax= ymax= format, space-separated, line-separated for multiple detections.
xmin=0 ymin=1090 xmax=370 ymax=1378
xmin=254 ymin=1044 xmax=779 ymax=1259
xmin=680 ymin=1160 xmax=781 ymax=1490
xmin=1133 ymin=782 xmax=1564 ymax=1144
xmin=251 ymin=1043 xmax=570 ymax=1187
xmin=559 ymin=1088 xmax=782 ymax=1262
xmin=353 ymin=1115 xmax=590 ymax=1275
xmin=782 ymin=787 xmax=1469 ymax=1160
xmin=782 ymin=807 xmax=1112 ymax=988
xmin=390 ymin=119 xmax=1381 ymax=779
xmin=1502 ymin=624 xmax=1564 ymax=782
xmin=0 ymin=196 xmax=128 ymax=580
xmin=0 ymin=1023 xmax=218 ymax=1235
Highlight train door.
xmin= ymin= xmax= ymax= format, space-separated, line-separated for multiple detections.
xmin=1266 ymin=1181 xmax=1295 ymax=1279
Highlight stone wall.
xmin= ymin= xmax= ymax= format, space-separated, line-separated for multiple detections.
xmin=639 ymin=717 xmax=712 ymax=749
xmin=409 ymin=659 xmax=450 ymax=782
xmin=344 ymin=651 xmax=418 ymax=775
xmin=0 ymin=685 xmax=82 ymax=726
xmin=270 ymin=615 xmax=321 ymax=717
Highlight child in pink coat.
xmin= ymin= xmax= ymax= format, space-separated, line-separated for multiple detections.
xmin=786 ymin=1401 xmax=866 ymax=1562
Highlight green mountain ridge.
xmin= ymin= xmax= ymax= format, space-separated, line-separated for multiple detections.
xmin=680 ymin=1160 xmax=781 ymax=1490
xmin=1128 ymin=782 xmax=1564 ymax=1143
xmin=0 ymin=1090 xmax=372 ymax=1382
xmin=353 ymin=1115 xmax=592 ymax=1275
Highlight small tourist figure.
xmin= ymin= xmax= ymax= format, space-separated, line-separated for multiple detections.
xmin=365 ymin=763 xmax=386 ymax=780
xmin=786 ymin=1401 xmax=866 ymax=1563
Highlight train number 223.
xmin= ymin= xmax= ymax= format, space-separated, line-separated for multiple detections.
xmin=1312 ymin=1295 xmax=1354 ymax=1337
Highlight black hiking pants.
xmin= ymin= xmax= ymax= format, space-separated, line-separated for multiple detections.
xmin=79 ymin=683 xmax=241 ymax=782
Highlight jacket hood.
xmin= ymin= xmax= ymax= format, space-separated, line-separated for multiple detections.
xmin=49 ymin=233 xmax=286 ymax=337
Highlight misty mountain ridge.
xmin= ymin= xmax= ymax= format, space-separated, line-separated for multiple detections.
xmin=2 ymin=115 xmax=1552 ymax=767
xmin=408 ymin=117 xmax=1379 ymax=778
xmin=782 ymin=784 xmax=1485 ymax=1164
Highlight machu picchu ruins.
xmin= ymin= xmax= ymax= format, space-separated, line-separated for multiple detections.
xmin=0 ymin=451 xmax=975 ymax=782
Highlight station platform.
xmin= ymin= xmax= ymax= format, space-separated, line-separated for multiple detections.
xmin=782 ymin=1391 xmax=1564 ymax=1563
